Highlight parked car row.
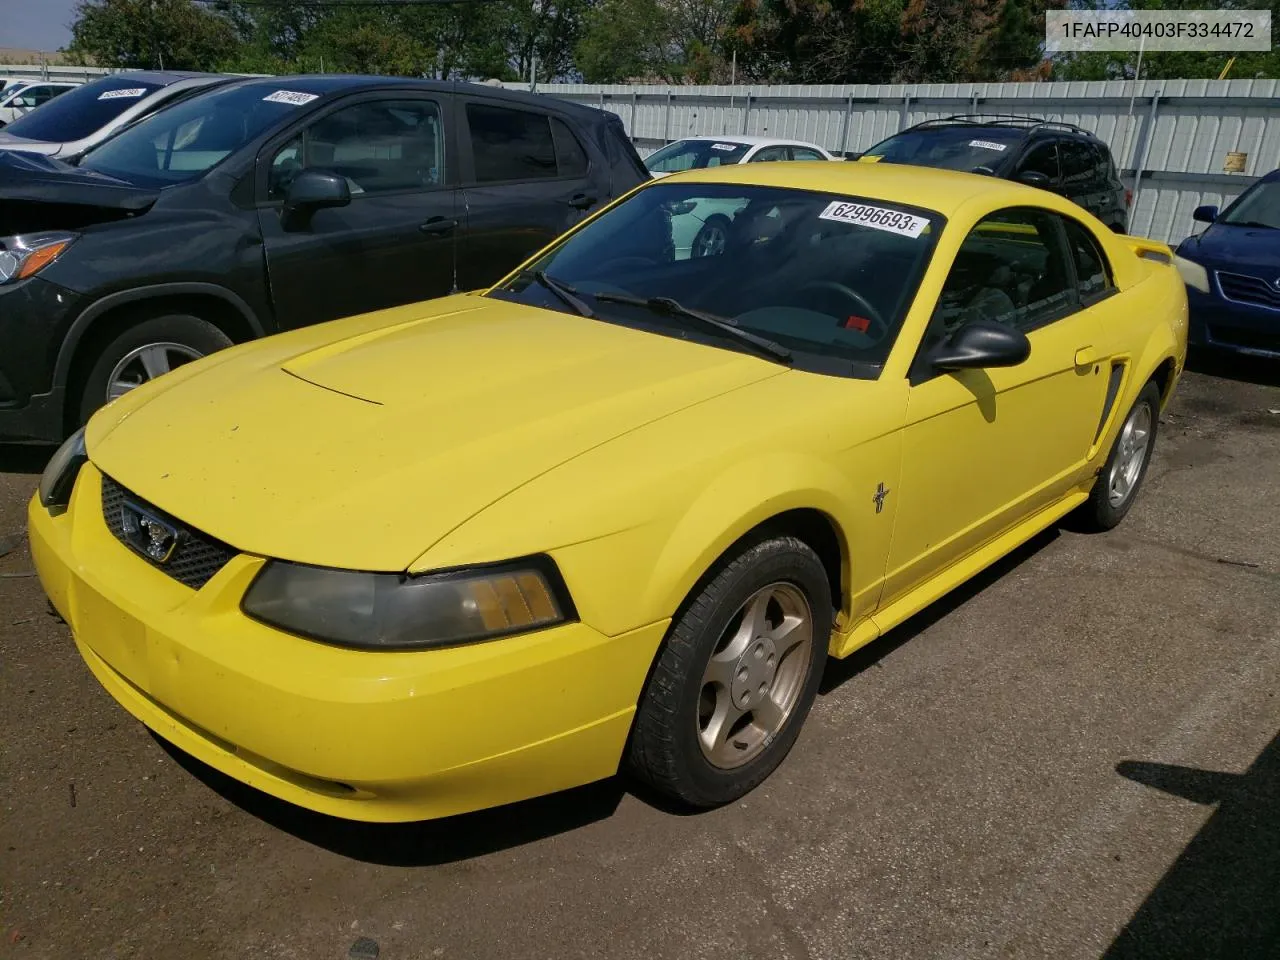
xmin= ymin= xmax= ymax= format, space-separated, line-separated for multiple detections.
xmin=0 ymin=78 xmax=81 ymax=127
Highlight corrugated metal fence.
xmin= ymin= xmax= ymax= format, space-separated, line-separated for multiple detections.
xmin=514 ymin=79 xmax=1280 ymax=246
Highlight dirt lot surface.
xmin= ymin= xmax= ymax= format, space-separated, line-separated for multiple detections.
xmin=2 ymin=358 xmax=1278 ymax=960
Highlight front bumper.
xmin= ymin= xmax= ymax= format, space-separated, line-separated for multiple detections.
xmin=1186 ymin=286 xmax=1280 ymax=359
xmin=29 ymin=464 xmax=669 ymax=822
xmin=0 ymin=276 xmax=83 ymax=442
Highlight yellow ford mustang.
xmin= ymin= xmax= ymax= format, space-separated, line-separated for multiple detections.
xmin=30 ymin=162 xmax=1187 ymax=822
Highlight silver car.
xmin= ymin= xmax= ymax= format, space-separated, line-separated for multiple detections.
xmin=0 ymin=71 xmax=233 ymax=160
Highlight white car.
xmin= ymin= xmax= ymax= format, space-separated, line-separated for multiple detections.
xmin=644 ymin=135 xmax=837 ymax=178
xmin=643 ymin=136 xmax=840 ymax=256
xmin=0 ymin=71 xmax=233 ymax=160
xmin=0 ymin=80 xmax=80 ymax=126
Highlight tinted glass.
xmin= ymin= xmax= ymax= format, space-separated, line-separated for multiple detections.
xmin=488 ymin=182 xmax=942 ymax=374
xmin=83 ymin=82 xmax=320 ymax=187
xmin=792 ymin=147 xmax=826 ymax=161
xmin=467 ymin=104 xmax=556 ymax=182
xmin=1218 ymin=179 xmax=1280 ymax=229
xmin=928 ymin=208 xmax=1073 ymax=344
xmin=1059 ymin=139 xmax=1094 ymax=188
xmin=863 ymin=126 xmax=1024 ymax=172
xmin=1091 ymin=142 xmax=1112 ymax=181
xmin=1062 ymin=218 xmax=1113 ymax=300
xmin=644 ymin=139 xmax=751 ymax=172
xmin=1015 ymin=140 xmax=1059 ymax=183
xmin=551 ymin=117 xmax=588 ymax=178
xmin=274 ymin=99 xmax=444 ymax=198
xmin=4 ymin=76 xmax=164 ymax=142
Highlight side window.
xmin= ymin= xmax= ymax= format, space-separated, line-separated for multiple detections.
xmin=1091 ymin=143 xmax=1113 ymax=182
xmin=550 ymin=117 xmax=589 ymax=178
xmin=926 ymin=208 xmax=1075 ymax=349
xmin=790 ymin=147 xmax=826 ymax=161
xmin=1015 ymin=141 xmax=1060 ymax=184
xmin=467 ymin=103 xmax=556 ymax=182
xmin=1061 ymin=217 xmax=1115 ymax=302
xmin=1059 ymin=140 xmax=1094 ymax=190
xmin=268 ymin=99 xmax=444 ymax=200
xmin=749 ymin=145 xmax=789 ymax=163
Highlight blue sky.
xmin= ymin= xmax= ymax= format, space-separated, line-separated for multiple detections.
xmin=2 ymin=0 xmax=79 ymax=51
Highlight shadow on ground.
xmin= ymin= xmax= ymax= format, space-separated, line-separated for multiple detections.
xmin=154 ymin=733 xmax=627 ymax=866
xmin=1103 ymin=729 xmax=1280 ymax=959
xmin=0 ymin=444 xmax=52 ymax=476
xmin=1186 ymin=348 xmax=1280 ymax=388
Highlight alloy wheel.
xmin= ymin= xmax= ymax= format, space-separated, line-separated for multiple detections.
xmin=105 ymin=342 xmax=204 ymax=402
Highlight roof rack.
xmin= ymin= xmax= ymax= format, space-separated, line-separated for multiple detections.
xmin=909 ymin=114 xmax=1091 ymax=137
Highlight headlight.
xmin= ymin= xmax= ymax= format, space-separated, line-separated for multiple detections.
xmin=1173 ymin=254 xmax=1211 ymax=294
xmin=39 ymin=427 xmax=88 ymax=509
xmin=241 ymin=557 xmax=575 ymax=650
xmin=0 ymin=231 xmax=77 ymax=284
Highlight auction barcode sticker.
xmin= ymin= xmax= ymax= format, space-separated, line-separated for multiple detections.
xmin=263 ymin=90 xmax=319 ymax=106
xmin=818 ymin=201 xmax=929 ymax=238
xmin=710 ymin=142 xmax=739 ymax=151
xmin=98 ymin=88 xmax=147 ymax=100
xmin=969 ymin=139 xmax=1007 ymax=151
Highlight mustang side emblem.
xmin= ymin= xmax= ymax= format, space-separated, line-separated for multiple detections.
xmin=872 ymin=482 xmax=891 ymax=514
xmin=120 ymin=503 xmax=180 ymax=563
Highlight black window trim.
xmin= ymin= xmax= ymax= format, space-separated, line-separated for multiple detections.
xmin=253 ymin=88 xmax=453 ymax=207
xmin=458 ymin=97 xmax=595 ymax=187
xmin=907 ymin=205 xmax=1088 ymax=385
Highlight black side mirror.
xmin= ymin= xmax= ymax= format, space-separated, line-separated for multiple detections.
xmin=1192 ymin=204 xmax=1218 ymax=224
xmin=1016 ymin=170 xmax=1051 ymax=188
xmin=281 ymin=169 xmax=350 ymax=231
xmin=930 ymin=319 xmax=1030 ymax=371
xmin=843 ymin=151 xmax=864 ymax=161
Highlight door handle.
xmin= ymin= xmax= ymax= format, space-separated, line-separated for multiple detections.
xmin=568 ymin=194 xmax=597 ymax=211
xmin=419 ymin=217 xmax=458 ymax=236
xmin=1074 ymin=345 xmax=1098 ymax=367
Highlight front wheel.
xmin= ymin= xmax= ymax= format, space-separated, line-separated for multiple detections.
xmin=626 ymin=535 xmax=832 ymax=808
xmin=77 ymin=314 xmax=232 ymax=426
xmin=1075 ymin=380 xmax=1161 ymax=531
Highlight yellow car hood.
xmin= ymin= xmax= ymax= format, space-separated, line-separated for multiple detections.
xmin=88 ymin=297 xmax=785 ymax=571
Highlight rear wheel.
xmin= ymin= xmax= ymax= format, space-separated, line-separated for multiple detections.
xmin=691 ymin=214 xmax=732 ymax=258
xmin=626 ymin=535 xmax=831 ymax=808
xmin=1075 ymin=381 xmax=1161 ymax=531
xmin=77 ymin=313 xmax=232 ymax=426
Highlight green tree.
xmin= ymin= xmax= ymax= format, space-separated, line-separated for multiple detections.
xmin=577 ymin=0 xmax=736 ymax=81
xmin=68 ymin=0 xmax=237 ymax=71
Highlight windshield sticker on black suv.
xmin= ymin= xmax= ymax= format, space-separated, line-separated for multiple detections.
xmin=98 ymin=88 xmax=148 ymax=100
xmin=263 ymin=90 xmax=319 ymax=106
xmin=818 ymin=201 xmax=930 ymax=238
xmin=968 ymin=139 xmax=1008 ymax=151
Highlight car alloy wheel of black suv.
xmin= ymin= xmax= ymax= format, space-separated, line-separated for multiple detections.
xmin=858 ymin=114 xmax=1130 ymax=234
xmin=0 ymin=75 xmax=649 ymax=442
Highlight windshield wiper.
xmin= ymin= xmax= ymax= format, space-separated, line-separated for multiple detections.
xmin=592 ymin=292 xmax=791 ymax=363
xmin=531 ymin=270 xmax=594 ymax=317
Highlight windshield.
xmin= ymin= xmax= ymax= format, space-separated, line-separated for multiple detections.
xmin=488 ymin=182 xmax=942 ymax=376
xmin=80 ymin=82 xmax=306 ymax=186
xmin=863 ymin=126 xmax=1026 ymax=173
xmin=1218 ymin=179 xmax=1280 ymax=229
xmin=645 ymin=140 xmax=751 ymax=172
xmin=3 ymin=76 xmax=163 ymax=142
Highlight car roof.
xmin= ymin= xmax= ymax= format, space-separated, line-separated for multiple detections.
xmin=663 ymin=159 xmax=1064 ymax=217
xmin=674 ymin=134 xmax=827 ymax=148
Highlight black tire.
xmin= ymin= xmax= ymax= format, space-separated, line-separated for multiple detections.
xmin=626 ymin=534 xmax=832 ymax=808
xmin=691 ymin=214 xmax=732 ymax=258
xmin=1074 ymin=380 xmax=1161 ymax=532
xmin=77 ymin=314 xmax=232 ymax=426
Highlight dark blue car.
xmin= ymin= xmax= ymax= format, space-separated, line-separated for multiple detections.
xmin=1174 ymin=169 xmax=1280 ymax=359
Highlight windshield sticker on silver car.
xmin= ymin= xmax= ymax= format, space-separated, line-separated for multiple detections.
xmin=710 ymin=143 xmax=739 ymax=151
xmin=98 ymin=88 xmax=148 ymax=100
xmin=969 ymin=139 xmax=1008 ymax=151
xmin=263 ymin=90 xmax=319 ymax=106
xmin=818 ymin=201 xmax=930 ymax=238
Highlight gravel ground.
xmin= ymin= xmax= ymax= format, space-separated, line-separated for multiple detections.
xmin=1 ymin=356 xmax=1278 ymax=960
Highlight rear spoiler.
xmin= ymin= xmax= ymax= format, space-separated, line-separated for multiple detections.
xmin=1123 ymin=235 xmax=1174 ymax=265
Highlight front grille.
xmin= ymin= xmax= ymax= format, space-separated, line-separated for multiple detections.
xmin=100 ymin=476 xmax=236 ymax=590
xmin=1217 ymin=271 xmax=1280 ymax=310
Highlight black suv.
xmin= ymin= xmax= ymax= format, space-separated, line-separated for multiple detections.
xmin=0 ymin=75 xmax=648 ymax=442
xmin=858 ymin=115 xmax=1129 ymax=233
